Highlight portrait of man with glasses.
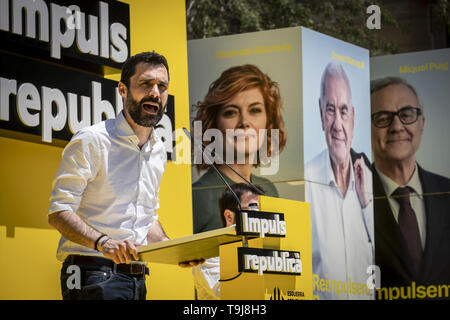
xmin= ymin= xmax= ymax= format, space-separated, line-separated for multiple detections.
xmin=370 ymin=76 xmax=450 ymax=297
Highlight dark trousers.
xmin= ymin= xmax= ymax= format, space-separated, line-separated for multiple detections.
xmin=60 ymin=256 xmax=147 ymax=300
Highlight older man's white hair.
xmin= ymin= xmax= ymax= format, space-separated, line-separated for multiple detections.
xmin=319 ymin=62 xmax=352 ymax=107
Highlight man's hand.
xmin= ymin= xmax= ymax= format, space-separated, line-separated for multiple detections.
xmin=147 ymin=220 xmax=170 ymax=244
xmin=178 ymin=259 xmax=205 ymax=268
xmin=101 ymin=239 xmax=141 ymax=264
xmin=354 ymin=156 xmax=371 ymax=209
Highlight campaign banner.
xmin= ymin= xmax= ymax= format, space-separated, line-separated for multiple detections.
xmin=187 ymin=27 xmax=304 ymax=235
xmin=188 ymin=27 xmax=375 ymax=300
xmin=0 ymin=0 xmax=130 ymax=73
xmin=371 ymin=49 xmax=450 ymax=177
xmin=235 ymin=210 xmax=286 ymax=238
xmin=0 ymin=51 xmax=120 ymax=143
xmin=237 ymin=247 xmax=302 ymax=276
xmin=302 ymin=28 xmax=374 ymax=300
xmin=370 ymin=48 xmax=450 ymax=300
xmin=0 ymin=51 xmax=176 ymax=157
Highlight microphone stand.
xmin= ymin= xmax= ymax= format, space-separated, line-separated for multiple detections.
xmin=183 ymin=128 xmax=255 ymax=247
xmin=182 ymin=127 xmax=265 ymax=196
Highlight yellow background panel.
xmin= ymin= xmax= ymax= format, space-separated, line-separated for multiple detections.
xmin=0 ymin=0 xmax=194 ymax=300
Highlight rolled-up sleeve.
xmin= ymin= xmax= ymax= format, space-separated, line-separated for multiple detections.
xmin=48 ymin=129 xmax=100 ymax=215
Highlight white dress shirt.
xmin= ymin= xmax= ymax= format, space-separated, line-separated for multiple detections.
xmin=192 ymin=257 xmax=221 ymax=300
xmin=375 ymin=165 xmax=426 ymax=249
xmin=49 ymin=111 xmax=167 ymax=261
xmin=306 ymin=149 xmax=374 ymax=300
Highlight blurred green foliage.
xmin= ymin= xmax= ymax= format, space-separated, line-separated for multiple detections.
xmin=186 ymin=0 xmax=449 ymax=56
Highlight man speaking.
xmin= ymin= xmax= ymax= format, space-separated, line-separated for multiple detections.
xmin=48 ymin=51 xmax=201 ymax=300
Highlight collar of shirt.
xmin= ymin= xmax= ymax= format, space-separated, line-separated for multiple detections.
xmin=114 ymin=110 xmax=158 ymax=152
xmin=324 ymin=148 xmax=355 ymax=192
xmin=376 ymin=164 xmax=423 ymax=199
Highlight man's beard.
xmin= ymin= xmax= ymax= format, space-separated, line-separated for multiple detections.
xmin=126 ymin=93 xmax=165 ymax=127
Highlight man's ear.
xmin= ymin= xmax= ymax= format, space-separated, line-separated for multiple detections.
xmin=118 ymin=82 xmax=127 ymax=99
xmin=224 ymin=209 xmax=235 ymax=226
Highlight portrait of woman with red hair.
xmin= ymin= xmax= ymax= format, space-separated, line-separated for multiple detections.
xmin=192 ymin=64 xmax=287 ymax=233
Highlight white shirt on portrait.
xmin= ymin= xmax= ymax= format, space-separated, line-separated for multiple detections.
xmin=48 ymin=111 xmax=167 ymax=261
xmin=306 ymin=149 xmax=374 ymax=300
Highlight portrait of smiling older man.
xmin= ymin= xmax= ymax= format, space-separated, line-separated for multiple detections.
xmin=371 ymin=76 xmax=450 ymax=295
xmin=306 ymin=62 xmax=374 ymax=300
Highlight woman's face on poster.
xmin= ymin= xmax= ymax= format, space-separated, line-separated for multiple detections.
xmin=215 ymin=87 xmax=268 ymax=159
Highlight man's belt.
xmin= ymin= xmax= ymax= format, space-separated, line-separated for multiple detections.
xmin=65 ymin=255 xmax=149 ymax=276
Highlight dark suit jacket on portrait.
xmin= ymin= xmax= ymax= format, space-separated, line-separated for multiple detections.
xmin=373 ymin=164 xmax=450 ymax=292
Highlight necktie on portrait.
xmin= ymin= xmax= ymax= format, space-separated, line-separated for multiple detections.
xmin=392 ymin=186 xmax=422 ymax=273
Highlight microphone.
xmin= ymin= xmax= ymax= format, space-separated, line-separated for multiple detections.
xmin=183 ymin=127 xmax=242 ymax=211
xmin=184 ymin=127 xmax=260 ymax=247
xmin=182 ymin=127 xmax=266 ymax=197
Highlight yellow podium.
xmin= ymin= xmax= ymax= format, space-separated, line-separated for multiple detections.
xmin=220 ymin=196 xmax=312 ymax=300
xmin=138 ymin=196 xmax=312 ymax=300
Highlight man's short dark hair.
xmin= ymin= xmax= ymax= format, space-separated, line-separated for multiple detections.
xmin=120 ymin=51 xmax=170 ymax=88
xmin=218 ymin=183 xmax=263 ymax=227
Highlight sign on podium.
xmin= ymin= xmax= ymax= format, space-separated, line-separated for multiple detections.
xmin=138 ymin=196 xmax=312 ymax=300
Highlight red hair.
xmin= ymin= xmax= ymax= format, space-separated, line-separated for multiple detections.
xmin=193 ymin=64 xmax=287 ymax=170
